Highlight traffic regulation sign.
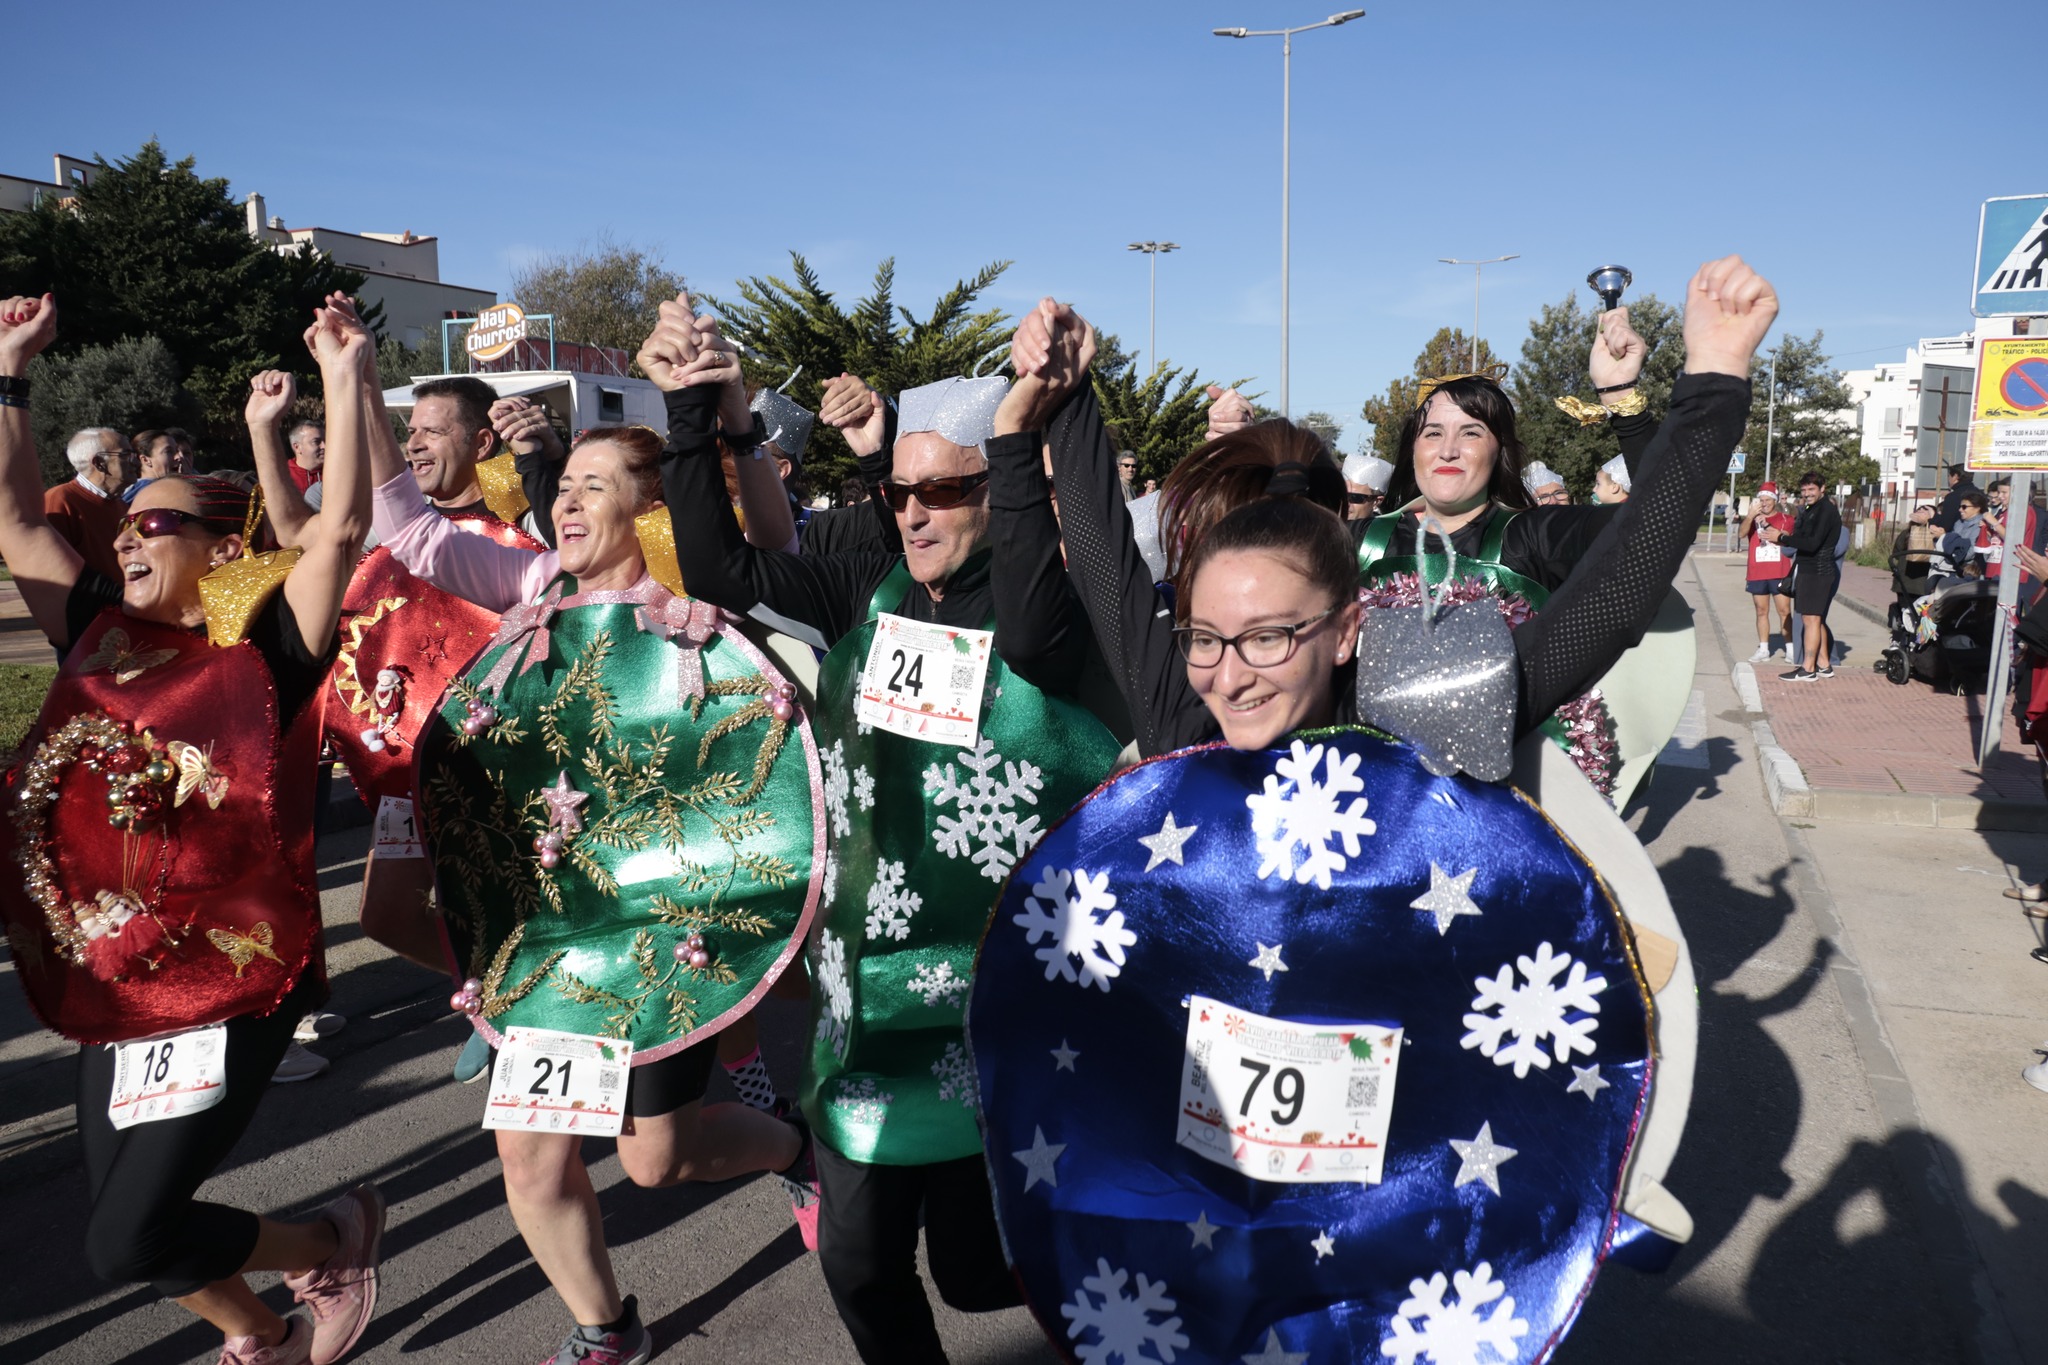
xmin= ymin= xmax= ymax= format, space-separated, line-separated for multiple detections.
xmin=1726 ymin=451 xmax=1746 ymax=474
xmin=1974 ymin=195 xmax=2048 ymax=317
xmin=1968 ymin=337 xmax=2048 ymax=470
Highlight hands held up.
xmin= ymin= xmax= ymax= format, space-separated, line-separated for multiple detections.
xmin=820 ymin=373 xmax=888 ymax=457
xmin=1204 ymin=385 xmax=1254 ymax=442
xmin=1588 ymin=307 xmax=1646 ymax=393
xmin=637 ymin=291 xmax=750 ymax=433
xmin=489 ymin=395 xmax=564 ymax=460
xmin=1682 ymin=256 xmax=1778 ymax=380
xmin=999 ymin=298 xmax=1096 ymax=437
xmin=246 ymin=370 xmax=297 ymax=429
xmin=303 ymin=292 xmax=374 ymax=374
xmin=0 ymin=294 xmax=58 ymax=372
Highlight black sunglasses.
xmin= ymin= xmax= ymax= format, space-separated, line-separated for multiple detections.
xmin=881 ymin=471 xmax=990 ymax=512
xmin=1346 ymin=492 xmax=1375 ymax=505
xmin=119 ymin=508 xmax=233 ymax=539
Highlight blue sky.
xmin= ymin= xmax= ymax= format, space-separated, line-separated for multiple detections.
xmin=3 ymin=0 xmax=2012 ymax=451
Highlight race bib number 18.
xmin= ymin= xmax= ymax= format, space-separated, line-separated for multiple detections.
xmin=1176 ymin=994 xmax=1403 ymax=1184
xmin=108 ymin=1025 xmax=228 ymax=1130
xmin=482 ymin=1026 xmax=633 ymax=1137
xmin=854 ymin=613 xmax=994 ymax=748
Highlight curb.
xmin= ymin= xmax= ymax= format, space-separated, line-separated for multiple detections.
xmin=1751 ymin=718 xmax=1813 ymax=817
xmin=1835 ymin=591 xmax=1887 ymax=628
xmin=1730 ymin=661 xmax=1763 ymax=714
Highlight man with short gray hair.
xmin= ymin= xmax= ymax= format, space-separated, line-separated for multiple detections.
xmin=44 ymin=427 xmax=131 ymax=580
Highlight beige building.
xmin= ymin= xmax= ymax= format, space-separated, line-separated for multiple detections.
xmin=2 ymin=154 xmax=495 ymax=350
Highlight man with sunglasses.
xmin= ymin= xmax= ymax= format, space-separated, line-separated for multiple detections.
xmin=1342 ymin=453 xmax=1393 ymax=521
xmin=653 ymin=291 xmax=1124 ymax=1364
xmin=43 ymin=427 xmax=134 ymax=581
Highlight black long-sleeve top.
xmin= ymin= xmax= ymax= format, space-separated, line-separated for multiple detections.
xmin=660 ymin=385 xmax=1106 ymax=708
xmin=1782 ymin=495 xmax=1842 ymax=569
xmin=1038 ymin=374 xmax=1751 ymax=758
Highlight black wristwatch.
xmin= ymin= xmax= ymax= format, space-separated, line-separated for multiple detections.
xmin=0 ymin=374 xmax=28 ymax=400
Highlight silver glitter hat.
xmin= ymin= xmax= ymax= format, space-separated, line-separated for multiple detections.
xmin=1599 ymin=454 xmax=1632 ymax=494
xmin=1343 ymin=454 xmax=1394 ymax=492
xmin=1522 ymin=461 xmax=1563 ymax=494
xmin=750 ymin=382 xmax=815 ymax=462
xmin=897 ymin=376 xmax=1010 ymax=451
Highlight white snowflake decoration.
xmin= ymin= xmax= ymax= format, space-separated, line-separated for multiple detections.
xmin=828 ymin=1077 xmax=893 ymax=1126
xmin=864 ymin=858 xmax=923 ymax=941
xmin=815 ymin=930 xmax=853 ymax=1062
xmin=1378 ymin=1261 xmax=1528 ymax=1365
xmin=907 ymin=960 xmax=969 ymax=1010
xmin=1461 ymin=941 xmax=1607 ymax=1078
xmin=853 ymin=765 xmax=876 ymax=811
xmin=821 ymin=847 xmax=840 ymax=907
xmin=923 ymin=737 xmax=1047 ymax=881
xmin=1013 ymin=867 xmax=1137 ymax=992
xmin=1060 ymin=1258 xmax=1191 ymax=1364
xmin=821 ymin=740 xmax=853 ymax=838
xmin=931 ymin=1040 xmax=978 ymax=1108
xmin=1245 ymin=740 xmax=1377 ymax=890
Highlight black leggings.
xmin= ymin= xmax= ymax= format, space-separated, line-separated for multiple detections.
xmin=76 ymin=979 xmax=313 ymax=1298
xmin=813 ymin=1142 xmax=1021 ymax=1365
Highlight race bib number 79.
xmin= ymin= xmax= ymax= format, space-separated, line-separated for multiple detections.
xmin=854 ymin=614 xmax=994 ymax=748
xmin=482 ymin=1026 xmax=633 ymax=1137
xmin=1176 ymin=995 xmax=1403 ymax=1183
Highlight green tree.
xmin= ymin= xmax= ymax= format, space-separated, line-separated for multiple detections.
xmin=1738 ymin=331 xmax=1869 ymax=494
xmin=1511 ymin=292 xmax=1683 ymax=499
xmin=701 ymin=255 xmax=1015 ymax=491
xmin=1298 ymin=411 xmax=1343 ymax=452
xmin=0 ymin=140 xmax=371 ymax=464
xmin=1358 ymin=328 xmax=1509 ymax=465
xmin=508 ymin=234 xmax=686 ymax=361
xmin=25 ymin=336 xmax=192 ymax=485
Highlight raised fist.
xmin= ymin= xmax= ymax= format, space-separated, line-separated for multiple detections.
xmin=1588 ymin=306 xmax=1646 ymax=393
xmin=820 ymin=373 xmax=888 ymax=458
xmin=0 ymin=294 xmax=58 ymax=370
xmin=246 ymin=370 xmax=297 ymax=429
xmin=636 ymin=291 xmax=703 ymax=392
xmin=1682 ymin=256 xmax=1778 ymax=381
xmin=999 ymin=298 xmax=1096 ymax=437
xmin=1205 ymin=385 xmax=1254 ymax=441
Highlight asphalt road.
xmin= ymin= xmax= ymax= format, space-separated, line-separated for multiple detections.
xmin=0 ymin=553 xmax=2033 ymax=1364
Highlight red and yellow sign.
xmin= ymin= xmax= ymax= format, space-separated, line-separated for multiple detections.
xmin=1969 ymin=337 xmax=2048 ymax=470
xmin=464 ymin=303 xmax=528 ymax=363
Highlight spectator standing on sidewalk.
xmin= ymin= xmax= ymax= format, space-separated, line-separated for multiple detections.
xmin=1935 ymin=463 xmax=1979 ymax=532
xmin=285 ymin=418 xmax=324 ymax=494
xmin=1981 ymin=478 xmax=2040 ymax=583
xmin=1763 ymin=469 xmax=1842 ymax=681
xmin=1740 ymin=481 xmax=1796 ymax=660
xmin=1939 ymin=489 xmax=1990 ymax=581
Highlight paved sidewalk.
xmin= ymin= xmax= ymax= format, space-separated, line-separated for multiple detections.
xmin=1692 ymin=550 xmax=2046 ymax=827
xmin=0 ymin=577 xmax=57 ymax=666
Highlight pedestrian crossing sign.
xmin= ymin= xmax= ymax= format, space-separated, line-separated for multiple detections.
xmin=1974 ymin=194 xmax=2048 ymax=317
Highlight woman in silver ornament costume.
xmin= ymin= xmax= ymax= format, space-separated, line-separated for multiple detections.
xmin=0 ymin=292 xmax=384 ymax=1365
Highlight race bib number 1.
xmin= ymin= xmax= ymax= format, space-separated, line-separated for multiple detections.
xmin=854 ymin=613 xmax=994 ymax=748
xmin=373 ymin=795 xmax=424 ymax=860
xmin=1176 ymin=994 xmax=1403 ymax=1184
xmin=482 ymin=1026 xmax=633 ymax=1137
xmin=107 ymin=1025 xmax=228 ymax=1130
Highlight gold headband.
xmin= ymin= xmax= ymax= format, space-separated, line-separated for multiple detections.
xmin=1413 ymin=363 xmax=1510 ymax=410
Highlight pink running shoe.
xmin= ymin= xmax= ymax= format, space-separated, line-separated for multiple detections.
xmin=283 ymin=1182 xmax=386 ymax=1365
xmin=219 ymin=1314 xmax=313 ymax=1364
xmin=789 ymin=1180 xmax=821 ymax=1253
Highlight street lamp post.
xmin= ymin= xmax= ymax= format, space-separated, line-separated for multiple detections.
xmin=1438 ymin=255 xmax=1519 ymax=370
xmin=1213 ymin=10 xmax=1366 ymax=417
xmin=1127 ymin=241 xmax=1180 ymax=374
xmin=1763 ymin=348 xmax=1779 ymax=486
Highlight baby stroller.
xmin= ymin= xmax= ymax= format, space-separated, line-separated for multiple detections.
xmin=1884 ymin=522 xmax=1940 ymax=635
xmin=1878 ymin=575 xmax=1998 ymax=691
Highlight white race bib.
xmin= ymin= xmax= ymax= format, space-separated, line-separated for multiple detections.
xmin=482 ymin=1026 xmax=634 ymax=1137
xmin=373 ymin=795 xmax=424 ymax=860
xmin=854 ymin=613 xmax=994 ymax=748
xmin=1175 ymin=994 xmax=1403 ymax=1184
xmin=1753 ymin=543 xmax=1783 ymax=565
xmin=107 ymin=1026 xmax=228 ymax=1129
xmin=1987 ymin=542 xmax=2005 ymax=565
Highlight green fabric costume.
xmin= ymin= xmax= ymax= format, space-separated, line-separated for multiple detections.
xmin=802 ymin=560 xmax=1120 ymax=1165
xmin=418 ymin=575 xmax=823 ymax=1064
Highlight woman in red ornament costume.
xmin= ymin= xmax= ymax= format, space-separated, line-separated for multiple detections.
xmin=0 ymin=292 xmax=386 ymax=1365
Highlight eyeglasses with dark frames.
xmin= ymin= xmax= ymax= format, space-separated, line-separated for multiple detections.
xmin=1173 ymin=602 xmax=1344 ymax=669
xmin=119 ymin=508 xmax=228 ymax=539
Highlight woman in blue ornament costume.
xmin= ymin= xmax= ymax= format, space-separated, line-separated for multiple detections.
xmin=363 ymin=330 xmax=819 ymax=1364
xmin=969 ymin=257 xmax=1775 ymax=1365
xmin=656 ymin=288 xmax=1128 ymax=1363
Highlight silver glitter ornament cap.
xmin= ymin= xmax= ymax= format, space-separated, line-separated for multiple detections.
xmin=1343 ymin=454 xmax=1394 ymax=492
xmin=750 ymin=387 xmax=815 ymax=462
xmin=1522 ymin=461 xmax=1563 ymax=494
xmin=897 ymin=376 xmax=1009 ymax=452
xmin=1599 ymin=454 xmax=1632 ymax=494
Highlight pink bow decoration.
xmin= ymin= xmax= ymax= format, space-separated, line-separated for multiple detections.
xmin=478 ymin=581 xmax=567 ymax=697
xmin=631 ymin=580 xmax=723 ymax=699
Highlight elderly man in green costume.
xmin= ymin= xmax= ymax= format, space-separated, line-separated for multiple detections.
xmin=653 ymin=291 xmax=1124 ymax=1364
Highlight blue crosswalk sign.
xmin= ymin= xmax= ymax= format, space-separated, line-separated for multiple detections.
xmin=1727 ymin=451 xmax=1747 ymax=474
xmin=1975 ymin=194 xmax=2048 ymax=317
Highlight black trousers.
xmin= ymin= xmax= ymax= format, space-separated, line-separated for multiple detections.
xmin=814 ymin=1141 xmax=1022 ymax=1364
xmin=75 ymin=977 xmax=314 ymax=1298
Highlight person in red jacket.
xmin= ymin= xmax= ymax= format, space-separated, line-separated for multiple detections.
xmin=1738 ymin=482 xmax=1796 ymax=661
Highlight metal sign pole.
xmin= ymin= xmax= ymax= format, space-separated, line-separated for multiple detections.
xmin=1978 ymin=469 xmax=2034 ymax=768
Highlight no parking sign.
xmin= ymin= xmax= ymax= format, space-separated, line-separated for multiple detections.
xmin=1969 ymin=338 xmax=2048 ymax=470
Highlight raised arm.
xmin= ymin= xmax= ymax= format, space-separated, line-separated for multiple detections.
xmin=690 ymin=317 xmax=798 ymax=553
xmin=247 ymin=370 xmax=316 ymax=548
xmin=0 ymin=295 xmax=86 ymax=642
xmin=496 ymin=395 xmax=567 ymax=549
xmin=281 ymin=294 xmax=376 ymax=652
xmin=819 ymin=372 xmax=901 ymax=552
xmin=1589 ymin=307 xmax=1658 ymax=473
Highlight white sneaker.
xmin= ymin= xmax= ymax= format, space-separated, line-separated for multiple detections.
xmin=273 ymin=1042 xmax=331 ymax=1084
xmin=1780 ymin=646 xmax=1796 ymax=661
xmin=294 ymin=1011 xmax=345 ymax=1043
xmin=2027 ymin=1050 xmax=2048 ymax=1095
xmin=1749 ymin=644 xmax=1771 ymax=662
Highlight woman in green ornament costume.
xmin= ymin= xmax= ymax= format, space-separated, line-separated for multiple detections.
xmin=654 ymin=289 xmax=1125 ymax=1363
xmin=367 ymin=372 xmax=820 ymax=1362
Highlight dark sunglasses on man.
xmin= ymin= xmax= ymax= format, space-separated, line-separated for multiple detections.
xmin=880 ymin=471 xmax=991 ymax=513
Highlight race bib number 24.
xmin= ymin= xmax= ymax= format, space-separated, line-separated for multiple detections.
xmin=854 ymin=613 xmax=994 ymax=748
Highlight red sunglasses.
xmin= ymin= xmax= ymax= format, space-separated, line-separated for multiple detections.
xmin=880 ymin=472 xmax=990 ymax=512
xmin=119 ymin=508 xmax=234 ymax=539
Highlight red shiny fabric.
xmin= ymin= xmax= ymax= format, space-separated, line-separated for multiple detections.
xmin=325 ymin=515 xmax=543 ymax=807
xmin=0 ymin=610 xmax=325 ymax=1043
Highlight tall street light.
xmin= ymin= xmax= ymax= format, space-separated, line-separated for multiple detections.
xmin=1438 ymin=255 xmax=1518 ymax=369
xmin=1127 ymin=241 xmax=1180 ymax=374
xmin=1213 ymin=9 xmax=1366 ymax=417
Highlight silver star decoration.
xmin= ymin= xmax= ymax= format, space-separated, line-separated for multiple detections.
xmin=541 ymin=770 xmax=590 ymax=834
xmin=1012 ymin=1126 xmax=1065 ymax=1192
xmin=1568 ymin=1063 xmax=1611 ymax=1100
xmin=1449 ymin=1121 xmax=1518 ymax=1195
xmin=1248 ymin=942 xmax=1289 ymax=981
xmin=1241 ymin=1329 xmax=1309 ymax=1365
xmin=1186 ymin=1209 xmax=1218 ymax=1251
xmin=1137 ymin=811 xmax=1199 ymax=871
xmin=1051 ymin=1040 xmax=1079 ymax=1072
xmin=1310 ymin=1228 xmax=1335 ymax=1261
xmin=1410 ymin=862 xmax=1481 ymax=935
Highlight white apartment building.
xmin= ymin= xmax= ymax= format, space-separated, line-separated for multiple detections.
xmin=1843 ymin=321 xmax=2044 ymax=500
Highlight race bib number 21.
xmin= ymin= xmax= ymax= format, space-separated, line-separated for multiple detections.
xmin=483 ymin=1026 xmax=633 ymax=1137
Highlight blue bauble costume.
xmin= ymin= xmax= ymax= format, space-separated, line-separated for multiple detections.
xmin=967 ymin=727 xmax=1657 ymax=1365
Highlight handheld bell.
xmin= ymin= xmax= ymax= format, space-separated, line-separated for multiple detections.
xmin=1587 ymin=265 xmax=1632 ymax=313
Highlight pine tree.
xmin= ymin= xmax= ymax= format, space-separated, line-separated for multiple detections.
xmin=1511 ymin=292 xmax=1683 ymax=499
xmin=1737 ymin=332 xmax=1870 ymax=494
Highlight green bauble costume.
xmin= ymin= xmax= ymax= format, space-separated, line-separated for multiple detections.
xmin=417 ymin=575 xmax=823 ymax=1064
xmin=802 ymin=557 xmax=1120 ymax=1164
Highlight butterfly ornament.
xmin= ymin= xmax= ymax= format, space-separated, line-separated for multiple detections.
xmin=81 ymin=628 xmax=178 ymax=685
xmin=165 ymin=741 xmax=230 ymax=809
xmin=206 ymin=922 xmax=284 ymax=977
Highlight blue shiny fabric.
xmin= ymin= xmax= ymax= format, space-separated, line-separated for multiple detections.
xmin=968 ymin=728 xmax=1652 ymax=1364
